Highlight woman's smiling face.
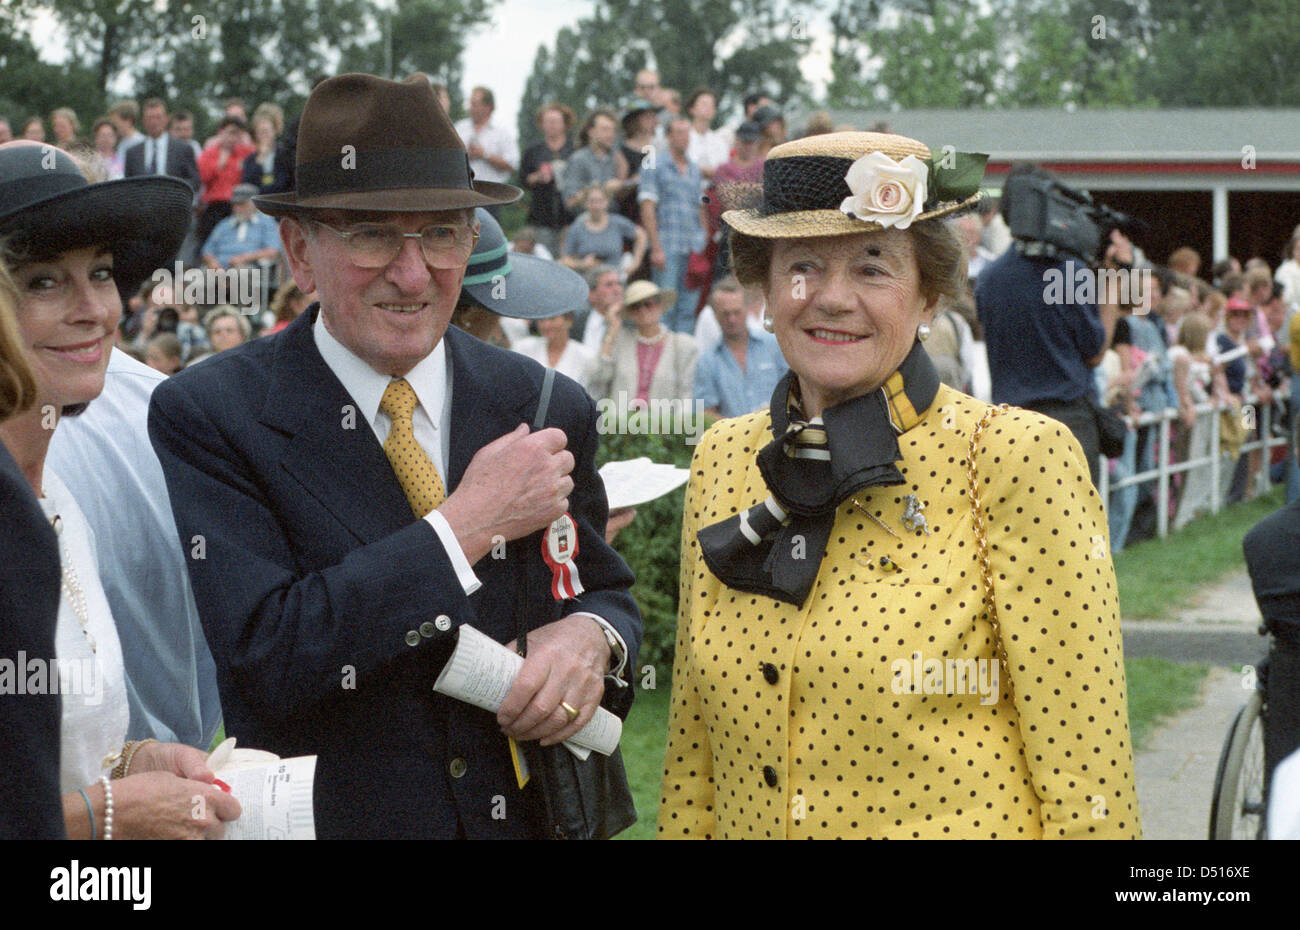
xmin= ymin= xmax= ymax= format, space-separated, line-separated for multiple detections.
xmin=765 ymin=229 xmax=933 ymax=417
xmin=12 ymin=245 xmax=120 ymax=412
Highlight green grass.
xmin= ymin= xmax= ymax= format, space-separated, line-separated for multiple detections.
xmin=615 ymin=683 xmax=672 ymax=840
xmin=1114 ymin=486 xmax=1283 ymax=620
xmin=1123 ymin=657 xmax=1212 ymax=750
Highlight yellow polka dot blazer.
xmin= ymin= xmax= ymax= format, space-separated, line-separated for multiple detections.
xmin=658 ymin=385 xmax=1141 ymax=839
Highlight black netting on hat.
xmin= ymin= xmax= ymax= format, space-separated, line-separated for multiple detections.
xmin=713 ymin=180 xmax=764 ymax=213
xmin=759 ymin=156 xmax=855 ymax=216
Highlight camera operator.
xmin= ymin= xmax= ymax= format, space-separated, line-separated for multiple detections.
xmin=976 ymin=163 xmax=1126 ymax=486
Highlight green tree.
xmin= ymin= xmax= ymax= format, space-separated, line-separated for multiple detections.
xmin=1139 ymin=0 xmax=1300 ymax=106
xmin=871 ymin=0 xmax=1007 ymax=108
xmin=0 ymin=6 xmax=104 ymax=127
xmin=518 ymin=0 xmax=815 ymax=149
xmin=11 ymin=0 xmax=164 ymax=98
xmin=824 ymin=0 xmax=886 ymax=109
xmin=1004 ymin=0 xmax=1149 ymax=107
xmin=825 ymin=0 xmax=1300 ymax=110
xmin=336 ymin=0 xmax=497 ymax=117
xmin=2 ymin=0 xmax=496 ymax=136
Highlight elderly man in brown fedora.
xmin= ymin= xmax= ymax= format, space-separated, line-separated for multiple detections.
xmin=148 ymin=73 xmax=641 ymax=839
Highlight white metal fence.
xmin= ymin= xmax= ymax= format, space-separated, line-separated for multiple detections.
xmin=1097 ymin=394 xmax=1290 ymax=540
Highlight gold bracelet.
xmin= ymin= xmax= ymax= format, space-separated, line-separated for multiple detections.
xmin=109 ymin=742 xmax=136 ymax=779
xmin=112 ymin=738 xmax=157 ymax=779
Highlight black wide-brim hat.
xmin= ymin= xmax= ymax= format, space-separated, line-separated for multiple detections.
xmin=255 ymin=72 xmax=522 ymax=217
xmin=461 ymin=208 xmax=588 ymax=320
xmin=0 ymin=142 xmax=192 ymax=297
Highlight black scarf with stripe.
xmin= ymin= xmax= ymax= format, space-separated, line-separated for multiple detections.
xmin=697 ymin=340 xmax=940 ymax=606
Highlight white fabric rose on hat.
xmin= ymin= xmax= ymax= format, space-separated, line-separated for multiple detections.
xmin=839 ymin=152 xmax=929 ymax=229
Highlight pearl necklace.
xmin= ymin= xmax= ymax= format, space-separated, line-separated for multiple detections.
xmin=51 ymin=514 xmax=96 ymax=654
xmin=635 ymin=328 xmax=668 ymax=345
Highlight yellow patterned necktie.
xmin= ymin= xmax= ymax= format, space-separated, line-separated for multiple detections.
xmin=379 ymin=378 xmax=447 ymax=518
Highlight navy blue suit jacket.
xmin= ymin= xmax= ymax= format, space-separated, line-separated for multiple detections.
xmin=148 ymin=308 xmax=640 ymax=838
xmin=0 ymin=441 xmax=64 ymax=838
xmin=123 ymin=134 xmax=200 ymax=193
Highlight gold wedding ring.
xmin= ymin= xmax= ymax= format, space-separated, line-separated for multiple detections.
xmin=560 ymin=701 xmax=579 ymax=723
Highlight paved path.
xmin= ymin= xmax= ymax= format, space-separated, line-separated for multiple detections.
xmin=1126 ymin=568 xmax=1265 ymax=840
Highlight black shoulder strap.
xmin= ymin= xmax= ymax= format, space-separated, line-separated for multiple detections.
xmin=533 ymin=367 xmax=557 ymax=431
xmin=517 ymin=367 xmax=559 ymax=657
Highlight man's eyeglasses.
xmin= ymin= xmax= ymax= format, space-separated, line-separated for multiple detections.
xmin=625 ymin=298 xmax=659 ymax=311
xmin=313 ymin=221 xmax=479 ymax=269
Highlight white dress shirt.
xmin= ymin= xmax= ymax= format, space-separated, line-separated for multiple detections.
xmin=454 ymin=117 xmax=520 ymax=184
xmin=687 ymin=126 xmax=731 ymax=179
xmin=313 ymin=314 xmax=628 ymax=679
xmin=313 ymin=313 xmax=481 ymax=595
xmin=142 ymin=134 xmax=168 ymax=175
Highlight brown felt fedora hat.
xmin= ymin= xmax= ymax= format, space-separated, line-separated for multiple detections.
xmin=254 ymin=72 xmax=521 ymax=217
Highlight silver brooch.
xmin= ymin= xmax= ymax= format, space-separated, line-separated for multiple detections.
xmin=901 ymin=494 xmax=931 ymax=535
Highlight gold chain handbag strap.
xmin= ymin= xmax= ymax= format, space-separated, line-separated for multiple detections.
xmin=966 ymin=404 xmax=1013 ymax=702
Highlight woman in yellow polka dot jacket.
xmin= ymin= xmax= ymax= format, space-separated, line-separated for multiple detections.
xmin=658 ymin=132 xmax=1140 ymax=839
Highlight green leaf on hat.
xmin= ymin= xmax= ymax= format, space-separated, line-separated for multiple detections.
xmin=923 ymin=152 xmax=989 ymax=206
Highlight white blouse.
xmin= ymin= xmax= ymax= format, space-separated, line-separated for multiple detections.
xmin=39 ymin=469 xmax=130 ymax=793
xmin=512 ymin=336 xmax=598 ymax=394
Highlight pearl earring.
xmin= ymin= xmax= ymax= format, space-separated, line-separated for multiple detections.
xmin=762 ymin=315 xmax=774 ymax=333
xmin=917 ymin=322 xmax=931 ymax=342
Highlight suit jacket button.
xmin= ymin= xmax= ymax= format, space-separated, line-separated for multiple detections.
xmin=763 ymin=765 xmax=778 ymax=787
xmin=449 ymin=757 xmax=468 ymax=778
xmin=404 ymin=630 xmax=421 ymax=647
xmin=761 ymin=662 xmax=779 ymax=685
xmin=435 ymin=614 xmax=453 ymax=632
xmin=418 ymin=621 xmax=436 ymax=638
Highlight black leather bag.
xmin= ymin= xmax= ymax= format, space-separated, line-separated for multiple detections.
xmin=517 ymin=652 xmax=637 ymax=840
xmin=1090 ymin=395 xmax=1127 ymax=459
xmin=516 ymin=368 xmax=638 ymax=840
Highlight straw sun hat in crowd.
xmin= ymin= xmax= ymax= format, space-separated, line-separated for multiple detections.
xmin=722 ymin=131 xmax=987 ymax=240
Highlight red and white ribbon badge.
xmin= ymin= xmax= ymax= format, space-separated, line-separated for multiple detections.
xmin=541 ymin=512 xmax=584 ymax=600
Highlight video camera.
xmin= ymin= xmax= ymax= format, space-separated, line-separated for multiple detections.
xmin=1004 ymin=172 xmax=1144 ymax=265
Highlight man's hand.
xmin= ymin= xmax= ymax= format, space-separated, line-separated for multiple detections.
xmin=499 ymin=615 xmax=610 ymax=746
xmin=467 ymin=140 xmax=485 ymax=160
xmin=605 ymin=506 xmax=636 ymax=544
xmin=650 ymin=244 xmax=666 ymax=270
xmin=1104 ymin=229 xmax=1134 ymax=266
xmin=439 ymin=424 xmax=574 ymax=563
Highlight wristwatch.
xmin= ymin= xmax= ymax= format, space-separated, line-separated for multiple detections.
xmin=587 ymin=615 xmax=627 ymax=683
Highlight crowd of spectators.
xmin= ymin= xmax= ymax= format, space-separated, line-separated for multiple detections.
xmin=20 ymin=84 xmax=1300 ymax=546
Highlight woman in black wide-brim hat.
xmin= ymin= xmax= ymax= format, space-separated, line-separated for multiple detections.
xmin=658 ymin=131 xmax=1141 ymax=839
xmin=0 ymin=141 xmax=243 ymax=839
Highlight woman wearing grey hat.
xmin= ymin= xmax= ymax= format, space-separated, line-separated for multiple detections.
xmin=0 ymin=141 xmax=242 ymax=838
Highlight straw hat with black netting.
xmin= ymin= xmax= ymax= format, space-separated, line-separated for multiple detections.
xmin=722 ymin=131 xmax=987 ymax=240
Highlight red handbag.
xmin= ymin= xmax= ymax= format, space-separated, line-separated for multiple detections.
xmin=684 ymin=250 xmax=712 ymax=290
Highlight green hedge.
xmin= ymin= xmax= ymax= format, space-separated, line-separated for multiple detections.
xmin=595 ymin=409 xmax=715 ymax=676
